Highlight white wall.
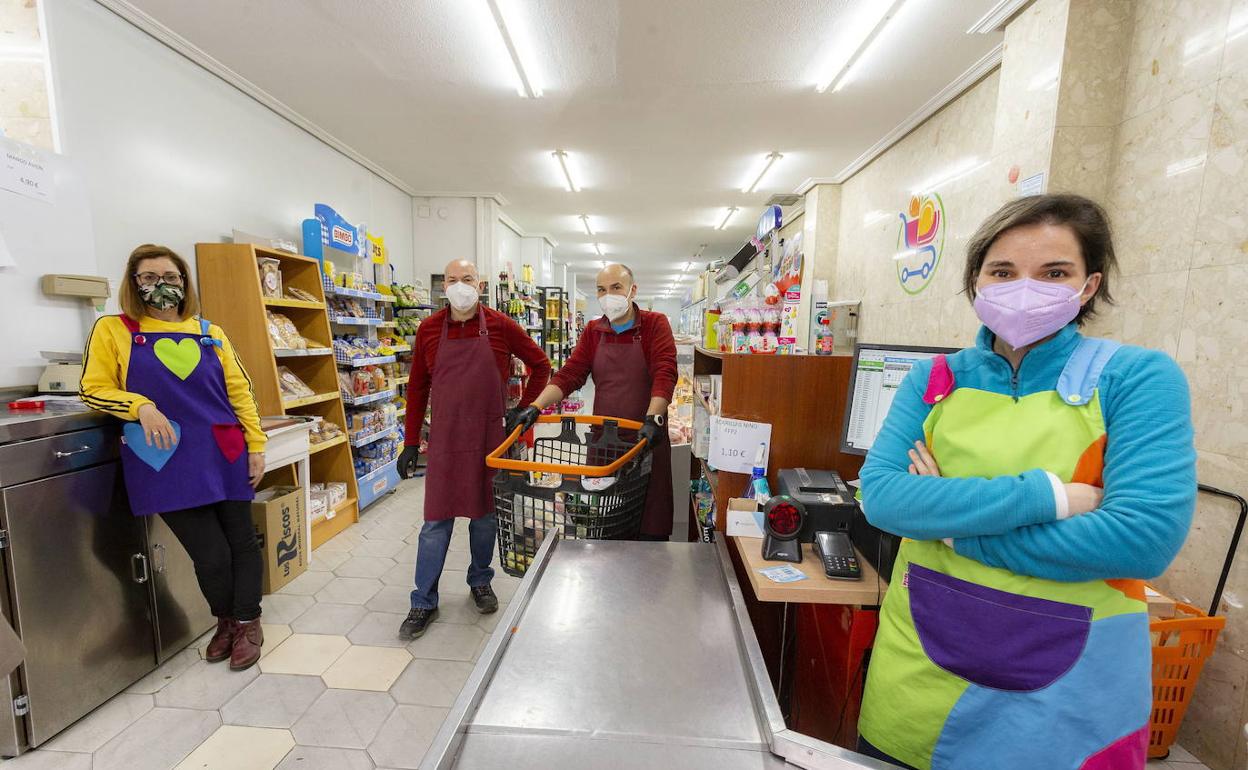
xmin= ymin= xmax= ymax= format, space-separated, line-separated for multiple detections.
xmin=649 ymin=299 xmax=681 ymax=325
xmin=494 ymin=219 xmax=522 ymax=291
xmin=0 ymin=0 xmax=416 ymax=387
xmin=412 ymin=196 xmax=476 ymax=286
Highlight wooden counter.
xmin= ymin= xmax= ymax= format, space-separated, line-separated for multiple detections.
xmin=731 ymin=536 xmax=887 ymax=606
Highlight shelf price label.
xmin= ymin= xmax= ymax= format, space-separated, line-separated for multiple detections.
xmin=708 ymin=416 xmax=771 ymax=475
xmin=0 ymin=137 xmax=54 ymax=204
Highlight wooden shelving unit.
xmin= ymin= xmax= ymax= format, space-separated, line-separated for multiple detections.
xmin=196 ymin=243 xmax=360 ymax=548
xmin=689 ymin=349 xmax=864 ymax=539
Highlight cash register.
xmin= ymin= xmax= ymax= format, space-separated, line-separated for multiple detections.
xmin=838 ymin=342 xmax=958 ymax=581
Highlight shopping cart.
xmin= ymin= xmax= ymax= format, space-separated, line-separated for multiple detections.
xmin=486 ymin=415 xmax=653 ymax=577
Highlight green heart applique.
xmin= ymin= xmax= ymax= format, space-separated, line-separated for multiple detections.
xmin=153 ymin=338 xmax=201 ymax=380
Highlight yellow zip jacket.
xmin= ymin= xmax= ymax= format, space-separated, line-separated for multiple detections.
xmin=79 ymin=315 xmax=267 ymax=452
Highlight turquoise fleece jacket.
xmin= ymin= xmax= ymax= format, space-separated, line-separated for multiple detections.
xmin=860 ymin=323 xmax=1196 ymax=582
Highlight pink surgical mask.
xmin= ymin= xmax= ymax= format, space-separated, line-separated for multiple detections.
xmin=973 ymin=277 xmax=1089 ymax=350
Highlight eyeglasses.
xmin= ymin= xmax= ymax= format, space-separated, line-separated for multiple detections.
xmin=134 ymin=272 xmax=184 ymax=286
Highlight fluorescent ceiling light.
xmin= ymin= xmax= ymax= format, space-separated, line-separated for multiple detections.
xmin=579 ymin=214 xmax=594 ymax=237
xmin=815 ymin=0 xmax=908 ymax=93
xmin=552 ymin=150 xmax=579 ymax=192
xmin=1166 ymin=155 xmax=1206 ymax=177
xmin=967 ymin=0 xmax=1031 ymax=34
xmin=911 ymin=157 xmax=988 ymax=194
xmin=742 ymin=152 xmax=784 ymax=193
xmin=716 ymin=207 xmax=739 ymax=231
xmin=484 ymin=0 xmax=542 ymax=98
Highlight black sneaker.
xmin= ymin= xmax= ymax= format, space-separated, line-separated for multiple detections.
xmin=399 ymin=607 xmax=438 ymax=640
xmin=471 ymin=585 xmax=499 ymax=614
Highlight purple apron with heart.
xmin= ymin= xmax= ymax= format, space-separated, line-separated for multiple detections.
xmin=118 ymin=315 xmax=254 ymax=516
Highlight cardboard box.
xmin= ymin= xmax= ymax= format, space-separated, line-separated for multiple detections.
xmin=726 ymin=497 xmax=765 ymax=538
xmin=251 ymin=486 xmax=307 ymax=594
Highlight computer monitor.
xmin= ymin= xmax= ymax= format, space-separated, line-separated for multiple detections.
xmin=840 ymin=342 xmax=959 ymax=456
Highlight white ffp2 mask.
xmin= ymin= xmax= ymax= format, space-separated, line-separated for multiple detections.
xmin=599 ymin=293 xmax=631 ymax=321
xmin=445 ymin=282 xmax=479 ymax=312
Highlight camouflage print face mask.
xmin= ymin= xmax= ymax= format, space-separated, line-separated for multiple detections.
xmin=139 ymin=281 xmax=185 ymax=311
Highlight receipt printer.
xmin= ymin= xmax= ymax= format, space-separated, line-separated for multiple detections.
xmin=775 ymin=467 xmax=857 ymax=541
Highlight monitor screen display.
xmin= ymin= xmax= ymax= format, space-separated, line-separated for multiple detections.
xmin=840 ymin=343 xmax=958 ymax=456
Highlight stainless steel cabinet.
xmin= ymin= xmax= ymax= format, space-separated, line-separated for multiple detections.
xmin=146 ymin=515 xmax=214 ymax=662
xmin=0 ymin=415 xmax=216 ymax=755
xmin=0 ymin=462 xmax=156 ymax=751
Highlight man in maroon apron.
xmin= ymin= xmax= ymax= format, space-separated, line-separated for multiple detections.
xmin=396 ymin=260 xmax=550 ymax=640
xmin=517 ymin=263 xmax=678 ymax=540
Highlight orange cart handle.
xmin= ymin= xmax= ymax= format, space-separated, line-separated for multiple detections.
xmin=486 ymin=414 xmax=648 ymax=477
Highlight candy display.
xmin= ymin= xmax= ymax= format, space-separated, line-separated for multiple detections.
xmin=257 ymin=257 xmax=282 ymax=299
xmin=276 ymin=367 xmax=315 ymax=401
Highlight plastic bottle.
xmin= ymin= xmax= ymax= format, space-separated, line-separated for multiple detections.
xmin=745 ymin=443 xmax=771 ymax=505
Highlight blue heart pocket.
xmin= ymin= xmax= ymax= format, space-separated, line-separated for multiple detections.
xmin=123 ymin=420 xmax=181 ymax=471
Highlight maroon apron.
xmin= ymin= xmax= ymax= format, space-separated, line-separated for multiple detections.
xmin=117 ymin=315 xmax=253 ymax=517
xmin=590 ymin=325 xmax=673 ymax=537
xmin=423 ymin=310 xmax=507 ymax=521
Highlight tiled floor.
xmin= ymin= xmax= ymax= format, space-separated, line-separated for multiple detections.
xmin=2 ymin=478 xmax=519 ymax=770
xmin=0 ymin=476 xmax=1220 ymax=769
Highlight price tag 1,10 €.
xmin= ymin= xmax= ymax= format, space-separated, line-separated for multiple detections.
xmin=708 ymin=416 xmax=772 ymax=475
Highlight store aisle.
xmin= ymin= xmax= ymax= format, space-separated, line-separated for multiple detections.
xmin=0 ymin=475 xmax=1213 ymax=769
xmin=1 ymin=479 xmax=520 ymax=770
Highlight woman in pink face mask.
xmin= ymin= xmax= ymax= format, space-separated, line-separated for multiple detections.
xmin=856 ymin=195 xmax=1196 ymax=770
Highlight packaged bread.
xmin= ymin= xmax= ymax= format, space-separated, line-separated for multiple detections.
xmin=266 ymin=312 xmax=307 ymax=350
xmin=276 ymin=367 xmax=315 ymax=400
xmin=257 ymin=258 xmax=282 ymax=299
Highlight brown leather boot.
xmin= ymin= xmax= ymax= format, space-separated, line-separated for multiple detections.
xmin=205 ymin=617 xmax=236 ymax=663
xmin=229 ymin=619 xmax=264 ymax=671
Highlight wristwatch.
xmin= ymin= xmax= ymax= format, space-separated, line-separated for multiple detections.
xmin=649 ymin=414 xmax=666 ymax=426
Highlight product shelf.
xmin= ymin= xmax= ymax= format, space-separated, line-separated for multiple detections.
xmin=274 ymin=348 xmax=334 ymax=358
xmin=332 ymin=316 xmax=383 ymax=327
xmin=282 ymin=392 xmax=339 ymax=409
xmin=308 ymin=434 xmax=348 ymax=455
xmin=327 ymin=285 xmax=393 ymax=302
xmin=340 ymin=355 xmax=397 ymax=368
xmin=350 ymin=426 xmax=397 ymax=448
xmin=264 ymin=297 xmax=325 ymax=310
xmin=390 ymin=376 xmax=409 ymax=387
xmin=344 ymin=389 xmax=395 ymax=407
xmin=396 ymin=305 xmax=436 ymax=314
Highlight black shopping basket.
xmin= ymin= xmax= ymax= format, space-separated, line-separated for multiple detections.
xmin=486 ymin=414 xmax=653 ymax=576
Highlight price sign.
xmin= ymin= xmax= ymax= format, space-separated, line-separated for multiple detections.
xmin=0 ymin=137 xmax=53 ymax=204
xmin=709 ymin=416 xmax=772 ymax=475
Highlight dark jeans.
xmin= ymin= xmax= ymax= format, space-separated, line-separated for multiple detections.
xmin=410 ymin=515 xmax=496 ymax=610
xmin=856 ymin=737 xmax=918 ymax=769
xmin=161 ymin=500 xmax=263 ymax=621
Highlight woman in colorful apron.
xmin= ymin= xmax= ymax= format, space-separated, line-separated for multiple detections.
xmin=857 ymin=195 xmax=1196 ymax=770
xmin=80 ymin=244 xmax=268 ymax=671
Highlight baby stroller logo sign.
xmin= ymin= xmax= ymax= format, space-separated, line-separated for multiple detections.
xmin=896 ymin=193 xmax=945 ymax=294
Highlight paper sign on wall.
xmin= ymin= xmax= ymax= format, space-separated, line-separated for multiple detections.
xmin=709 ymin=416 xmax=772 ymax=475
xmin=0 ymin=137 xmax=54 ymax=204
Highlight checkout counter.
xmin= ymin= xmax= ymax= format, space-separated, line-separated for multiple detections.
xmin=420 ymin=536 xmax=892 ymax=769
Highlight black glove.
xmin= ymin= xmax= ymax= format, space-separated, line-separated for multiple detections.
xmin=637 ymin=415 xmax=665 ymax=452
xmin=506 ymin=405 xmax=541 ymax=437
xmin=397 ymin=445 xmax=420 ymax=479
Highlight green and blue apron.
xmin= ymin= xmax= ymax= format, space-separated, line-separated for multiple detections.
xmin=859 ymin=338 xmax=1151 ymax=770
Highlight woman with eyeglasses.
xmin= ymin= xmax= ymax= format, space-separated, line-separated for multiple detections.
xmin=80 ymin=244 xmax=267 ymax=671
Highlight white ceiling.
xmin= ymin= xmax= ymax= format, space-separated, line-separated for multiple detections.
xmin=121 ymin=0 xmax=1003 ymax=298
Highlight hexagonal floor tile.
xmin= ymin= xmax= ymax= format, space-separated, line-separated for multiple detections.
xmin=289 ymin=603 xmax=369 ymax=636
xmin=322 ymin=646 xmax=411 ymax=691
xmin=314 ymin=577 xmax=383 ymax=605
xmin=405 ymin=621 xmax=484 ymax=662
xmin=258 ymin=634 xmax=350 ymax=676
xmin=290 ymin=689 xmax=395 ymax=749
xmin=171 ymin=725 xmax=293 ymax=770
xmin=220 ymin=673 xmax=326 ymax=728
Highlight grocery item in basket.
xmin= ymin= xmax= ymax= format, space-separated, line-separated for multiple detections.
xmin=276 ymin=367 xmax=315 ymax=400
xmin=257 ymin=258 xmax=282 ymax=299
xmin=528 ymin=471 xmax=562 ymax=488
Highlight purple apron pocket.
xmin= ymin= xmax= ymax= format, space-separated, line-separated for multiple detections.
xmin=908 ymin=562 xmax=1092 ymax=691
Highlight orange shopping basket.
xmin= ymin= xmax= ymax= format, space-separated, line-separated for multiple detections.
xmin=1147 ymin=483 xmax=1245 ymax=759
xmin=486 ymin=415 xmax=653 ymax=577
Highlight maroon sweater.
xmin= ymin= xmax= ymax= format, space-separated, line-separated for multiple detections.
xmin=551 ymin=306 xmax=678 ymax=402
xmin=404 ymin=306 xmax=550 ymax=446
